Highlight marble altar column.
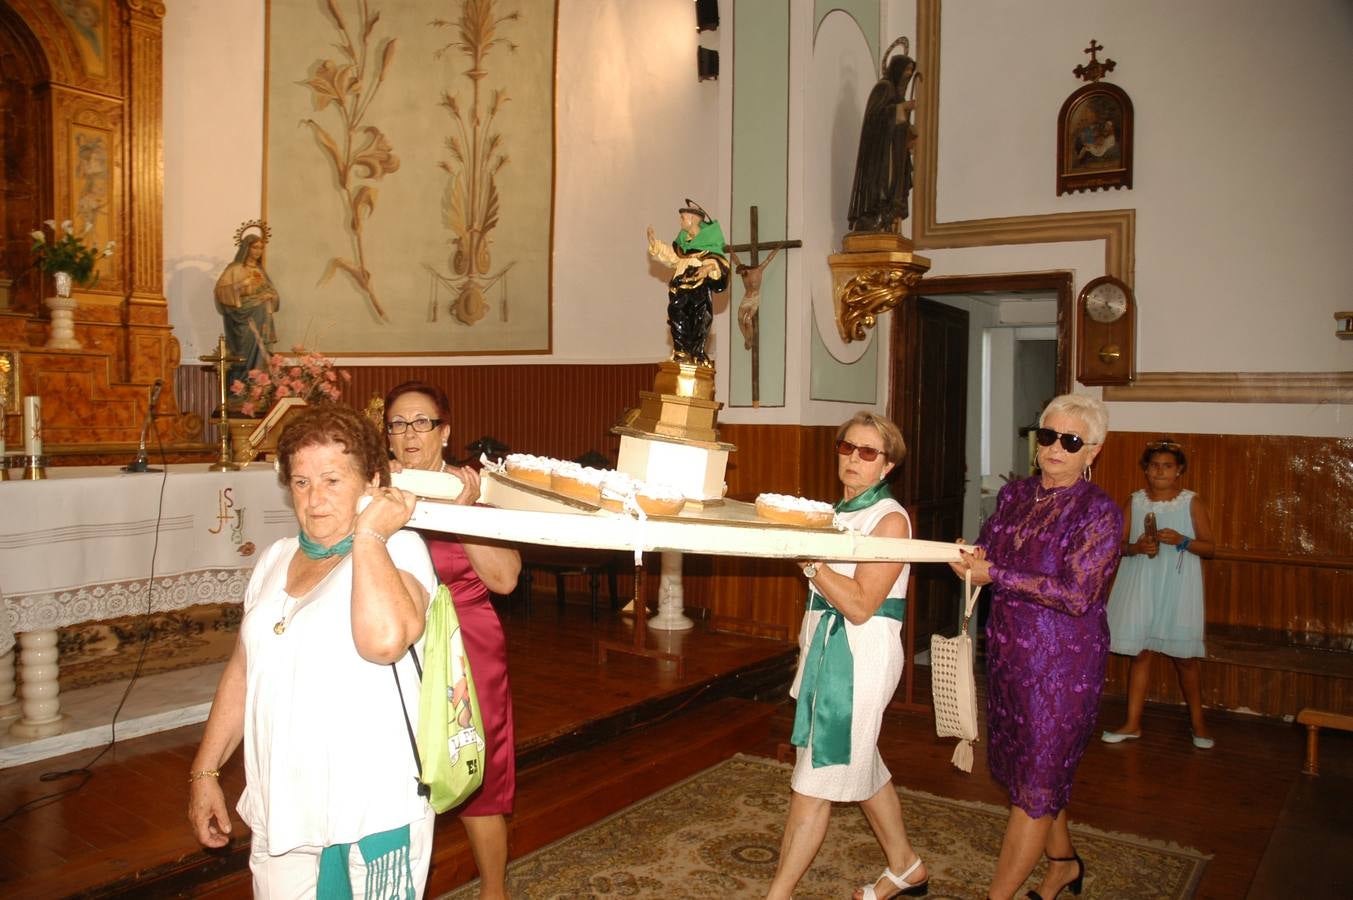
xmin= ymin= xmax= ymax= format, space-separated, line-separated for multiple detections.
xmin=650 ymin=550 xmax=695 ymax=631
xmin=0 ymin=648 xmax=18 ymax=719
xmin=9 ymin=630 xmax=64 ymax=738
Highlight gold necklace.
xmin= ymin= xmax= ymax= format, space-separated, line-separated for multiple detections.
xmin=1014 ymin=483 xmax=1073 ymax=550
xmin=274 ymin=554 xmax=344 ymax=634
xmin=273 ymin=606 xmax=291 ymax=635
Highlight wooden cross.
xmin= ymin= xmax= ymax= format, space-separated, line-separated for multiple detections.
xmin=723 ymin=205 xmax=801 ymax=407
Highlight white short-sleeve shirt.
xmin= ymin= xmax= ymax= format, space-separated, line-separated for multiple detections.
xmin=236 ymin=530 xmax=437 ymax=855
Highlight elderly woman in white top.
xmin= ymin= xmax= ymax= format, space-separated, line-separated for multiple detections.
xmin=188 ymin=404 xmax=438 ymax=898
xmin=767 ymin=411 xmax=928 ymax=900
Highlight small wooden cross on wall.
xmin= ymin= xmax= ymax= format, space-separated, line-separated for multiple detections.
xmin=723 ymin=206 xmax=801 ymax=407
xmin=1073 ymin=38 xmax=1116 ymax=83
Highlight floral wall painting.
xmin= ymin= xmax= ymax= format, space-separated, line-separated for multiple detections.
xmin=265 ymin=0 xmax=556 ymax=356
xmin=299 ymin=2 xmax=401 ymax=323
xmin=57 ymin=0 xmax=108 ymax=77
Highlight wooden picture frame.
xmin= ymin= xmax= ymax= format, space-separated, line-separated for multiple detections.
xmin=1057 ymin=81 xmax=1133 ymax=195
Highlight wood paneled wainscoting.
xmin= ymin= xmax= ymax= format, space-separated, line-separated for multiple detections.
xmin=1094 ymin=431 xmax=1353 ymax=718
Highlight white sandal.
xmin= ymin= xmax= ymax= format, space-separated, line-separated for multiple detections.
xmin=859 ymin=856 xmax=928 ymax=899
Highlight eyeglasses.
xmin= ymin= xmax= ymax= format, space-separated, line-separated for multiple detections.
xmin=386 ymin=417 xmax=443 ymax=435
xmin=835 ymin=439 xmax=885 ymax=462
xmin=1146 ymin=439 xmax=1183 ymax=451
xmin=1034 ymin=427 xmax=1090 ymax=454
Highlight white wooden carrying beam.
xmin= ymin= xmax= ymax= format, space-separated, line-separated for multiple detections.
xmin=395 ymin=470 xmax=962 ymax=565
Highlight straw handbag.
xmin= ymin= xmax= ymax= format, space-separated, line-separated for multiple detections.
xmin=930 ymin=571 xmax=980 ymax=772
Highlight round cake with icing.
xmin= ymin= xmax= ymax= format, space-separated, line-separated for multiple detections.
xmin=504 ymin=453 xmax=555 ymax=487
xmin=754 ymin=492 xmax=835 ymax=528
xmin=635 ymin=482 xmax=686 ymax=517
xmin=599 ymin=471 xmax=637 ymax=512
xmin=551 ymin=462 xmax=606 ymax=506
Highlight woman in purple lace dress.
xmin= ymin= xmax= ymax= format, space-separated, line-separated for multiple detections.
xmin=950 ymin=395 xmax=1122 ymax=900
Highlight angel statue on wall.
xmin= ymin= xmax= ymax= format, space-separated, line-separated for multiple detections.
xmin=214 ymin=220 xmax=280 ymax=387
xmin=646 ymin=199 xmax=730 ymax=368
xmin=848 ymin=37 xmax=921 ymax=233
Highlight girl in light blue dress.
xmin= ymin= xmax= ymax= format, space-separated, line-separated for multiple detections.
xmin=1103 ymin=439 xmax=1216 ymax=748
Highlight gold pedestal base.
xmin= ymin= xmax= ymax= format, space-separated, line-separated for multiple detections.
xmin=828 ymin=232 xmax=932 ymax=342
xmin=623 ymin=361 xmax=722 ymax=444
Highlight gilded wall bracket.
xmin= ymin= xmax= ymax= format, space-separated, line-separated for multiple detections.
xmin=828 ymin=233 xmax=931 ymax=342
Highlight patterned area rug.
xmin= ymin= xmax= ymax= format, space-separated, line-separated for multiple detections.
xmin=440 ymin=754 xmax=1207 ymax=899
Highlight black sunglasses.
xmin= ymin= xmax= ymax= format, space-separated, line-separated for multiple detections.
xmin=1034 ymin=427 xmax=1088 ymax=454
xmin=1146 ymin=439 xmax=1182 ymax=452
xmin=835 ymin=439 xmax=885 ymax=462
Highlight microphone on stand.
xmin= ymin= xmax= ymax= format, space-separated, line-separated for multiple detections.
xmin=124 ymin=379 xmax=164 ymax=473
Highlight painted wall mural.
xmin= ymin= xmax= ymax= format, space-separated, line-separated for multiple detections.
xmin=57 ymin=0 xmax=108 ymax=77
xmin=266 ymin=0 xmax=555 ymax=355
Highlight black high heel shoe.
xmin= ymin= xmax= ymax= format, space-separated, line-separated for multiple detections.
xmin=1025 ymin=851 xmax=1083 ymax=899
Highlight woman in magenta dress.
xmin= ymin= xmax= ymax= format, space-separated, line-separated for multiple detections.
xmin=950 ymin=395 xmax=1122 ymax=900
xmin=385 ymin=381 xmax=520 ymax=900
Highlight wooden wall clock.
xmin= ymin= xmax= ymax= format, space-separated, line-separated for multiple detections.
xmin=1076 ymin=275 xmax=1135 ymax=385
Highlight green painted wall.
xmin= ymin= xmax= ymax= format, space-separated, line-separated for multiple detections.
xmin=730 ymin=0 xmax=791 ymax=407
xmin=809 ymin=1 xmax=882 ymax=404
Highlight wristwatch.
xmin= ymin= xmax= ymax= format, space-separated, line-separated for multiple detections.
xmin=802 ymin=562 xmax=819 ymax=579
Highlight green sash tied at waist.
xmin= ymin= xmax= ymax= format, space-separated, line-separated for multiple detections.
xmin=791 ymin=591 xmax=905 ymax=767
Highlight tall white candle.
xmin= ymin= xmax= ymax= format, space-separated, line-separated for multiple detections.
xmin=22 ymin=395 xmax=41 ymax=457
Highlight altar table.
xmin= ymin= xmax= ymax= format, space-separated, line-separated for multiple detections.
xmin=0 ymin=464 xmax=296 ymax=737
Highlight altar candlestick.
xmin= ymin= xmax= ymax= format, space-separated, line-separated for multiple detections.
xmin=22 ymin=396 xmax=41 ymax=456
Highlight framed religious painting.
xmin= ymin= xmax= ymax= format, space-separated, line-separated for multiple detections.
xmin=1057 ymin=81 xmax=1133 ymax=195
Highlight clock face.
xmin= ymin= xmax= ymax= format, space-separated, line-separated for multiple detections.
xmin=1085 ymin=283 xmax=1127 ymax=323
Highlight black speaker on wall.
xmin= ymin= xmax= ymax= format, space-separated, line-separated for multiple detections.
xmin=695 ymin=0 xmax=719 ymax=33
xmin=697 ymin=46 xmax=719 ymax=82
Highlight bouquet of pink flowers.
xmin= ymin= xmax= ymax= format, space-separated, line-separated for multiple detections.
xmin=230 ymin=345 xmax=350 ymax=417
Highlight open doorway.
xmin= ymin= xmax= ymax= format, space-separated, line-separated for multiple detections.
xmin=889 ymin=272 xmax=1072 ymax=667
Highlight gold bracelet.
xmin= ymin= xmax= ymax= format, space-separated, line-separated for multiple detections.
xmin=189 ymin=769 xmax=221 ymax=783
xmin=355 ymin=528 xmax=387 ymax=544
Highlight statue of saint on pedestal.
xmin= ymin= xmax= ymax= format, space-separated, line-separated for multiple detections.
xmin=646 ymin=199 xmax=729 ymax=367
xmin=848 ymin=38 xmax=920 ymax=233
xmin=214 ymin=220 xmax=280 ymax=386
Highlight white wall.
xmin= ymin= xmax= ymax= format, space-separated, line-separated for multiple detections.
xmin=920 ymin=0 xmax=1353 ymax=438
xmin=162 ymin=0 xmax=722 ymax=366
xmin=162 ymin=0 xmax=264 ymax=362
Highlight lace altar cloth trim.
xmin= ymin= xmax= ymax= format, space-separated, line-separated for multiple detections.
xmin=5 ymin=568 xmax=252 ymax=636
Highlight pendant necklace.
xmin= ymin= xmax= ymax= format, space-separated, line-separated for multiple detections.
xmin=275 ymin=554 xmax=343 ymax=634
xmin=1015 ymin=482 xmax=1072 ymax=550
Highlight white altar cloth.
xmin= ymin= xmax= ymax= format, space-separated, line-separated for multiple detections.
xmin=0 ymin=464 xmax=296 ymax=653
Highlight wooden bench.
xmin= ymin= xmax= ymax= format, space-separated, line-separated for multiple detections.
xmin=1297 ymin=707 xmax=1353 ymax=775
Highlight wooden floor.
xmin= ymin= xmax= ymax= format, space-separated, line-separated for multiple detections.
xmin=0 ymin=593 xmax=1347 ymax=899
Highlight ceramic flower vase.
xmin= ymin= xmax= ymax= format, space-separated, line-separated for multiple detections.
xmin=44 ymin=271 xmax=81 ymax=350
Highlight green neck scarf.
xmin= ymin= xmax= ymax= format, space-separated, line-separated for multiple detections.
xmin=835 ymin=479 xmax=893 ymax=514
xmin=675 ymin=219 xmax=726 ymax=256
xmin=298 ymin=530 xmax=354 ymax=560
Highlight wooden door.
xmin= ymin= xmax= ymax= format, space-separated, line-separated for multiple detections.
xmin=891 ymin=297 xmax=968 ymax=657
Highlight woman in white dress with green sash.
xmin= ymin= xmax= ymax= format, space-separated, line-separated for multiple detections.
xmin=767 ymin=412 xmax=929 ymax=900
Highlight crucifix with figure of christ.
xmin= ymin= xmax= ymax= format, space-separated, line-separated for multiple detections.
xmin=723 ymin=206 xmax=801 ymax=407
